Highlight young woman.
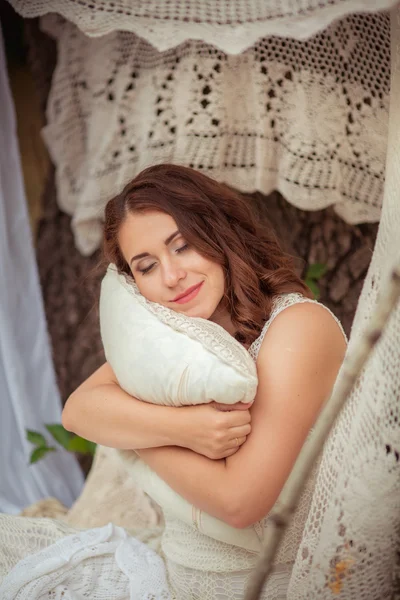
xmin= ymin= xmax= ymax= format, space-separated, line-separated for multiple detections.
xmin=62 ymin=163 xmax=347 ymax=599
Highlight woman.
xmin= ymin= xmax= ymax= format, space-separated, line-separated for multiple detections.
xmin=62 ymin=163 xmax=347 ymax=599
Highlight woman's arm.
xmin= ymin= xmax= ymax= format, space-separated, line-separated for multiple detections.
xmin=138 ymin=303 xmax=347 ymax=528
xmin=62 ymin=362 xmax=251 ymax=456
xmin=63 ymin=362 xmax=184 ymax=449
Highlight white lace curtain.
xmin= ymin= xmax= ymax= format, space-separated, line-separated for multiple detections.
xmin=0 ymin=25 xmax=84 ymax=514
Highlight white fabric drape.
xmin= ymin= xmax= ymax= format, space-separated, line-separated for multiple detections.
xmin=5 ymin=0 xmax=400 ymax=52
xmin=0 ymin=25 xmax=84 ymax=514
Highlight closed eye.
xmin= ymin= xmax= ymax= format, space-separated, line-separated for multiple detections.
xmin=138 ymin=263 xmax=156 ymax=275
xmin=138 ymin=243 xmax=189 ymax=275
xmin=175 ymin=243 xmax=189 ymax=254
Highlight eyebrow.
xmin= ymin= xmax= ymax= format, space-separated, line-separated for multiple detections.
xmin=129 ymin=230 xmax=180 ymax=266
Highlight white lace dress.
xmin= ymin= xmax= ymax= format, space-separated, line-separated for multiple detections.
xmin=0 ymin=293 xmax=346 ymax=600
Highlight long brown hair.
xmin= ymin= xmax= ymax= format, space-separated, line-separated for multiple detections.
xmin=104 ymin=163 xmax=311 ymax=344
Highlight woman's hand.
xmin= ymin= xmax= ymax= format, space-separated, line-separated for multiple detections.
xmin=178 ymin=402 xmax=252 ymax=460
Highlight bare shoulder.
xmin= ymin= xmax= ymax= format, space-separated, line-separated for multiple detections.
xmin=257 ymin=301 xmax=347 ymax=374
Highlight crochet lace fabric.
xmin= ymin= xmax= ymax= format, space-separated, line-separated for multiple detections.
xmin=7 ymin=3 xmax=391 ymax=255
xmin=6 ymin=0 xmax=399 ymax=50
xmin=0 ymin=521 xmax=171 ymax=600
xmin=288 ymin=7 xmax=400 ymax=598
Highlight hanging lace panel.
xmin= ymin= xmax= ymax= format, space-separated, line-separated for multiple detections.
xmin=288 ymin=5 xmax=400 ymax=598
xmin=6 ymin=0 xmax=399 ymax=52
xmin=29 ymin=11 xmax=390 ymax=255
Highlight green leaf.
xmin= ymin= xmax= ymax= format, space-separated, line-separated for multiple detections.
xmin=26 ymin=430 xmax=47 ymax=447
xmin=30 ymin=446 xmax=56 ymax=464
xmin=45 ymin=424 xmax=73 ymax=450
xmin=306 ymin=278 xmax=321 ymax=300
xmin=85 ymin=441 xmax=97 ymax=456
xmin=67 ymin=436 xmax=97 ymax=455
xmin=306 ymin=263 xmax=328 ymax=281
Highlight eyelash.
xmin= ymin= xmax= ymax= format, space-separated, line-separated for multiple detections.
xmin=138 ymin=243 xmax=189 ymax=275
xmin=176 ymin=243 xmax=189 ymax=254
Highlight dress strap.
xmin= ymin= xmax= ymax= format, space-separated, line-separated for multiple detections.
xmin=248 ymin=293 xmax=347 ymax=362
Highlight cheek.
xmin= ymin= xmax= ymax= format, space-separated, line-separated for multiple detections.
xmin=132 ymin=274 xmax=158 ymax=303
xmin=215 ymin=268 xmax=226 ymax=296
xmin=206 ymin=261 xmax=225 ymax=295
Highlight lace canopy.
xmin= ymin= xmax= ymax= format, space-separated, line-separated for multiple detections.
xmin=5 ymin=1 xmax=392 ymax=254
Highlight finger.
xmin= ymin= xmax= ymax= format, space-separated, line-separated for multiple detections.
xmin=229 ymin=424 xmax=251 ymax=438
xmin=221 ymin=447 xmax=240 ymax=458
xmin=212 ymin=402 xmax=234 ymax=412
xmin=225 ymin=410 xmax=251 ymax=427
xmin=227 ymin=435 xmax=247 ymax=449
xmin=212 ymin=401 xmax=253 ymax=412
xmin=230 ymin=402 xmax=253 ymax=411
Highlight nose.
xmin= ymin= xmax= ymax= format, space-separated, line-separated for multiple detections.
xmin=162 ymin=260 xmax=186 ymax=288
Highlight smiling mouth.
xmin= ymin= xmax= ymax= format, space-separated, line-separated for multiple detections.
xmin=172 ymin=282 xmax=204 ymax=304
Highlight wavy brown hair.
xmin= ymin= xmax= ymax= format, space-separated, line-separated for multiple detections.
xmin=103 ymin=163 xmax=311 ymax=345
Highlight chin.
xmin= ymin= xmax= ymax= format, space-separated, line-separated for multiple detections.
xmin=179 ymin=307 xmax=208 ymax=319
xmin=179 ymin=303 xmax=215 ymax=320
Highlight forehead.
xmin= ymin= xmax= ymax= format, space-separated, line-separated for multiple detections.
xmin=118 ymin=210 xmax=178 ymax=254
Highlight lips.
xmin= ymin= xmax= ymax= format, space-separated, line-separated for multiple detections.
xmin=172 ymin=282 xmax=204 ymax=303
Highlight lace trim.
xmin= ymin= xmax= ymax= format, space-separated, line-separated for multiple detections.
xmin=7 ymin=0 xmax=398 ymax=52
xmin=248 ymin=293 xmax=348 ymax=361
xmin=111 ymin=266 xmax=258 ymax=382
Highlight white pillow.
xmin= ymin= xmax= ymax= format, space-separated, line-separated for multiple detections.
xmin=100 ymin=265 xmax=258 ymax=406
xmin=100 ymin=265 xmax=261 ymax=552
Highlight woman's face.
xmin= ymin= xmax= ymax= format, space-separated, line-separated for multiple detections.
xmin=118 ymin=210 xmax=225 ymax=319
